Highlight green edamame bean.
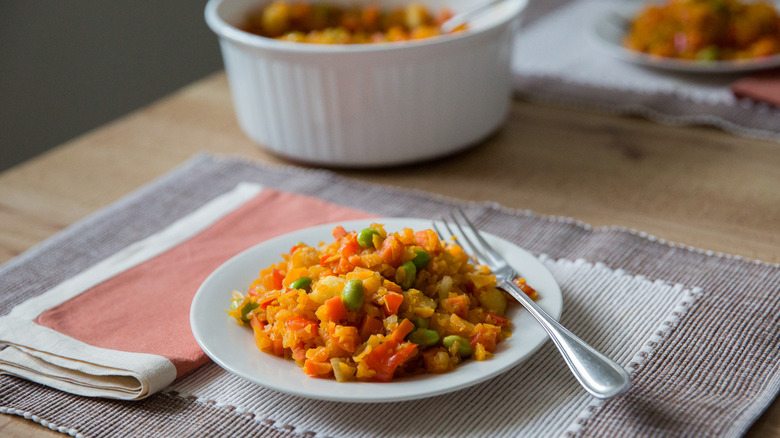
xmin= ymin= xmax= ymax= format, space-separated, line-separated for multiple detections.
xmin=408 ymin=328 xmax=440 ymax=347
xmin=341 ymin=279 xmax=365 ymax=311
xmin=412 ymin=316 xmax=429 ymax=330
xmin=240 ymin=302 xmax=260 ymax=322
xmin=357 ymin=228 xmax=380 ymax=248
xmin=290 ymin=276 xmax=312 ymax=291
xmin=442 ymin=335 xmax=474 ymax=356
xmin=411 ymin=249 xmax=430 ymax=269
xmin=696 ymin=47 xmax=719 ymax=61
xmin=401 ymin=260 xmax=417 ymax=290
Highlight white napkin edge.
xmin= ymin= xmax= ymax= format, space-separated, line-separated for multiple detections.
xmin=0 ymin=318 xmax=175 ymax=400
xmin=0 ymin=182 xmax=265 ymax=399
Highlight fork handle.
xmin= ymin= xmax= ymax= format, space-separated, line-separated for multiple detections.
xmin=503 ymin=280 xmax=631 ymax=399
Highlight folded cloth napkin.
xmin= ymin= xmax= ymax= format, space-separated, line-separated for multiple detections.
xmin=731 ymin=71 xmax=780 ymax=107
xmin=1 ymin=155 xmax=779 ymax=438
xmin=0 ymin=182 xmax=372 ymax=399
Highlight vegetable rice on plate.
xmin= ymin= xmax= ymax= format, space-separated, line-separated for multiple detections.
xmin=228 ymin=224 xmax=538 ymax=382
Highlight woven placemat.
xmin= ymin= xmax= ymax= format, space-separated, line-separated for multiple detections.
xmin=1 ymin=154 xmax=778 ymax=437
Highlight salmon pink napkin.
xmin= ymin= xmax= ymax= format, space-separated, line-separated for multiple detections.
xmin=0 ymin=182 xmax=372 ymax=399
xmin=731 ymin=71 xmax=780 ymax=107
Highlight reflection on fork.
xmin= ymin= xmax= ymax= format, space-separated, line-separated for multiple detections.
xmin=433 ymin=208 xmax=631 ymax=399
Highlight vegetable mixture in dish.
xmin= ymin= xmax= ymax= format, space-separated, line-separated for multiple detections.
xmin=623 ymin=0 xmax=780 ymax=60
xmin=228 ymin=224 xmax=538 ymax=382
xmin=241 ymin=1 xmax=466 ymax=43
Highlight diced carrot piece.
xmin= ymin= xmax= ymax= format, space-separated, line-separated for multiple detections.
xmin=348 ymin=255 xmax=364 ymax=267
xmin=483 ymin=312 xmax=510 ymax=327
xmin=261 ymin=268 xmax=285 ymax=290
xmin=285 ymin=316 xmax=319 ymax=341
xmin=291 ymin=343 xmax=307 ymax=364
xmin=336 ymin=256 xmax=355 ymax=275
xmin=250 ymin=315 xmax=271 ymax=351
xmin=362 ymin=340 xmax=417 ymax=382
xmin=441 ymin=295 xmax=469 ymax=319
xmin=378 ymin=235 xmax=404 ymax=266
xmin=256 ymin=289 xmax=281 ymax=309
xmin=340 ymin=234 xmax=358 ymax=258
xmin=303 ymin=359 xmax=333 ymax=376
xmin=415 ymin=230 xmax=443 ymax=254
xmin=388 ymin=318 xmax=415 ymax=342
xmin=249 ymin=314 xmax=264 ymax=330
xmin=271 ymin=269 xmax=285 ymax=290
xmin=383 ymin=292 xmax=404 ymax=316
xmin=320 ymin=296 xmax=347 ymax=322
xmin=321 ymin=253 xmax=339 ymax=265
xmin=285 ymin=316 xmax=318 ymax=331
xmin=271 ymin=336 xmax=285 ymax=357
xmin=470 ymin=324 xmax=499 ymax=353
xmin=513 ymin=278 xmax=539 ymax=300
xmin=360 ymin=315 xmax=384 ymax=340
xmin=332 ymin=225 xmax=347 ymax=239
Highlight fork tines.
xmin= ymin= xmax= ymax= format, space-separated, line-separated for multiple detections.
xmin=433 ymin=208 xmax=493 ymax=267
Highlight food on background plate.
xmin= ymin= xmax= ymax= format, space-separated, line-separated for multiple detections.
xmin=241 ymin=1 xmax=466 ymax=43
xmin=623 ymin=0 xmax=780 ymax=61
xmin=228 ymin=224 xmax=538 ymax=382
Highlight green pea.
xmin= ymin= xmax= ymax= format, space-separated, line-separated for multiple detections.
xmin=408 ymin=328 xmax=440 ymax=347
xmin=401 ymin=260 xmax=417 ymax=291
xmin=290 ymin=276 xmax=312 ymax=291
xmin=341 ymin=279 xmax=365 ymax=311
xmin=411 ymin=249 xmax=430 ymax=270
xmin=357 ymin=228 xmax=380 ymax=248
xmin=442 ymin=335 xmax=474 ymax=357
xmin=240 ymin=302 xmax=260 ymax=322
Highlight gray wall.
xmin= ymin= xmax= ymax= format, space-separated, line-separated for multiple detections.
xmin=1 ymin=1 xmax=224 ymax=171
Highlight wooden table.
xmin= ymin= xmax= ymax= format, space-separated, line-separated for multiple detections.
xmin=1 ymin=72 xmax=778 ymax=437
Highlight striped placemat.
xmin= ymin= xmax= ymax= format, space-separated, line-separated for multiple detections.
xmin=1 ymin=154 xmax=778 ymax=437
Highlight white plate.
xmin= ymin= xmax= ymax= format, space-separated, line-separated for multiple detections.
xmin=190 ymin=218 xmax=562 ymax=403
xmin=591 ymin=3 xmax=780 ymax=73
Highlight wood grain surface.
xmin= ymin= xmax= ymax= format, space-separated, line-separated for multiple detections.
xmin=1 ymin=73 xmax=778 ymax=437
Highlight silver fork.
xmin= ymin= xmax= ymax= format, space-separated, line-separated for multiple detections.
xmin=435 ymin=209 xmax=631 ymax=399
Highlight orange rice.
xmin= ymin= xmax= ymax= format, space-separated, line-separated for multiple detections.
xmin=241 ymin=1 xmax=466 ymax=44
xmin=228 ymin=224 xmax=538 ymax=382
xmin=624 ymin=0 xmax=780 ymax=60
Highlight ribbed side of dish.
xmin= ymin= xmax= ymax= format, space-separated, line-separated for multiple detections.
xmin=219 ymin=26 xmax=515 ymax=167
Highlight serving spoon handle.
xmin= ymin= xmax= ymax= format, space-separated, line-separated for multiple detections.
xmin=440 ymin=0 xmax=505 ymax=33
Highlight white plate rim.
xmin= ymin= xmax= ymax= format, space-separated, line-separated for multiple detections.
xmin=190 ymin=217 xmax=562 ymax=403
xmin=590 ymin=2 xmax=780 ymax=73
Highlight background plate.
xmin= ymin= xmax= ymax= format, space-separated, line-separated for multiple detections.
xmin=591 ymin=3 xmax=780 ymax=73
